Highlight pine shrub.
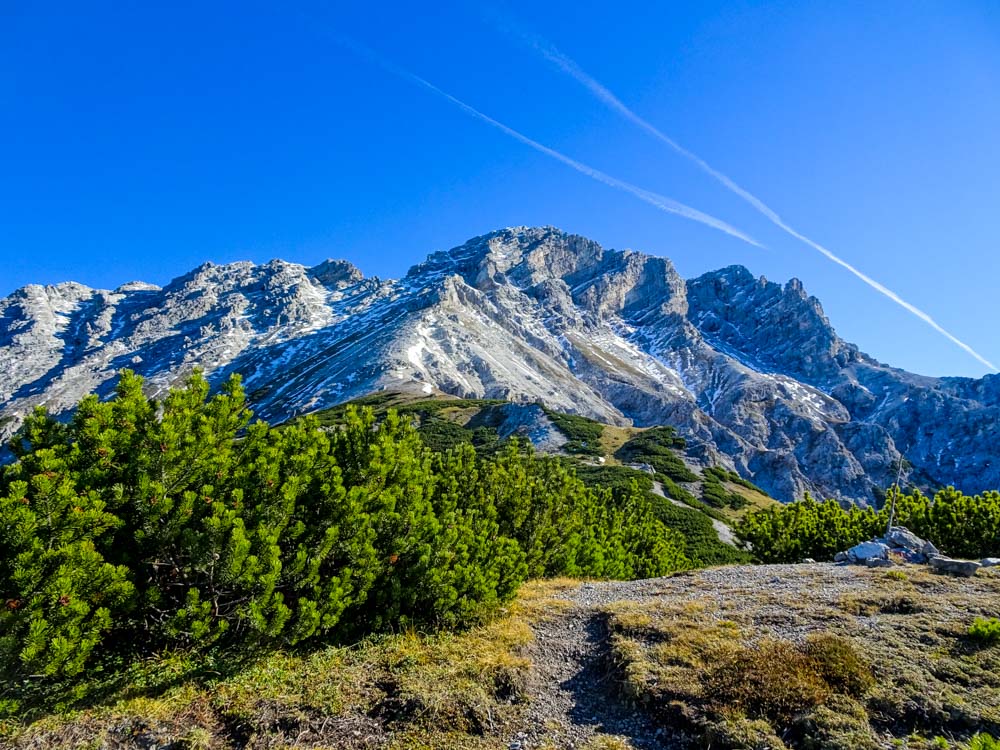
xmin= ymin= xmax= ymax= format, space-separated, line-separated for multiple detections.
xmin=736 ymin=488 xmax=1000 ymax=563
xmin=0 ymin=371 xmax=691 ymax=690
xmin=968 ymin=617 xmax=1000 ymax=646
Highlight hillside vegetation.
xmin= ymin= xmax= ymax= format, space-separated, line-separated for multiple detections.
xmin=737 ymin=491 xmax=1000 ymax=563
xmin=0 ymin=373 xmax=691 ymax=723
xmin=314 ymin=392 xmax=777 ymax=541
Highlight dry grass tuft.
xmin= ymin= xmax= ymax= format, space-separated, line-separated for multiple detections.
xmin=604 ymin=565 xmax=1000 ymax=749
xmin=3 ymin=581 xmax=573 ymax=750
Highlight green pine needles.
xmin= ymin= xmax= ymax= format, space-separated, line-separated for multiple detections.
xmin=0 ymin=371 xmax=690 ymax=686
xmin=736 ymin=489 xmax=1000 ymax=563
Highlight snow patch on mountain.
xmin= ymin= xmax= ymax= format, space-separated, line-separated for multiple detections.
xmin=1 ymin=226 xmax=997 ymax=504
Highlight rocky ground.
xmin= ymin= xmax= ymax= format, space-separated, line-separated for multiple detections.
xmin=515 ymin=582 xmax=677 ymax=750
xmin=508 ymin=565 xmax=873 ymax=749
xmin=5 ymin=564 xmax=999 ymax=750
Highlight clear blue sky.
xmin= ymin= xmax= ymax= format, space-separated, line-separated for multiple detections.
xmin=2 ymin=1 xmax=998 ymax=377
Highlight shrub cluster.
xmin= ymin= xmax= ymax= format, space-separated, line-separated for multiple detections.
xmin=616 ymin=427 xmax=698 ymax=483
xmin=736 ymin=489 xmax=1000 ymax=563
xmin=570 ymin=464 xmax=749 ymax=566
xmin=0 ymin=372 xmax=690 ymax=686
xmin=609 ymin=600 xmax=878 ymax=750
xmin=705 ymin=634 xmax=872 ymax=727
xmin=701 ymin=468 xmax=750 ymax=510
xmin=541 ymin=408 xmax=605 ymax=456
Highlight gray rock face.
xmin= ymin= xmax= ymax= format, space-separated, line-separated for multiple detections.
xmin=847 ymin=541 xmax=890 ymax=563
xmin=1 ymin=226 xmax=997 ymax=504
xmin=929 ymin=556 xmax=981 ymax=577
xmin=839 ymin=526 xmax=937 ymax=565
xmin=486 ymin=404 xmax=567 ymax=452
xmin=885 ymin=527 xmax=925 ymax=552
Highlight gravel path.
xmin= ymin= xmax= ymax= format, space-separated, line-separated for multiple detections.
xmin=507 ymin=564 xmax=873 ymax=749
xmin=509 ymin=578 xmax=682 ymax=750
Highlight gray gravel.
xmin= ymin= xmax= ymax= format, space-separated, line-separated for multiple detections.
xmin=506 ymin=563 xmax=873 ymax=749
xmin=511 ymin=587 xmax=678 ymax=750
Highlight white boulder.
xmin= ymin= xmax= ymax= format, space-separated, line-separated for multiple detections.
xmin=847 ymin=540 xmax=890 ymax=563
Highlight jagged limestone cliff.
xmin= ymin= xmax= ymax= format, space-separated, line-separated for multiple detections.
xmin=2 ymin=227 xmax=997 ymax=503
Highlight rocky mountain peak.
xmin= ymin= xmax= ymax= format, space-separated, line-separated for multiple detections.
xmin=1 ymin=226 xmax=996 ymax=505
xmin=407 ymin=227 xmax=687 ymax=322
xmin=309 ymin=259 xmax=364 ymax=288
xmin=407 ymin=226 xmax=605 ymax=290
xmin=785 ymin=276 xmax=807 ymax=298
xmin=115 ymin=281 xmax=162 ymax=294
xmin=686 ymin=265 xmax=859 ymax=382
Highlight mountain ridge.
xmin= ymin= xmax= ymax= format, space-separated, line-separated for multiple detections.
xmin=2 ymin=226 xmax=997 ymax=504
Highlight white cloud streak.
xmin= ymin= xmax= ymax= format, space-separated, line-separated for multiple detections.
xmin=511 ymin=26 xmax=998 ymax=372
xmin=336 ymin=37 xmax=763 ymax=249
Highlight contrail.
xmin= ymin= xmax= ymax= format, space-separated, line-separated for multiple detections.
xmin=336 ymin=37 xmax=763 ymax=249
xmin=504 ymin=23 xmax=998 ymax=371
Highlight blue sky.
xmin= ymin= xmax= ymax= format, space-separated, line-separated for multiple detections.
xmin=2 ymin=1 xmax=998 ymax=377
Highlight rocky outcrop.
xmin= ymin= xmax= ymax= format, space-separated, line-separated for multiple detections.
xmin=483 ymin=404 xmax=568 ymax=452
xmin=835 ymin=526 xmax=987 ymax=577
xmin=929 ymin=557 xmax=982 ymax=577
xmin=1 ymin=226 xmax=997 ymax=504
xmin=837 ymin=527 xmax=940 ymax=565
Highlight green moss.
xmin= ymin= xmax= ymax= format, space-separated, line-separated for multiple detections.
xmin=791 ymin=695 xmax=880 ymax=750
xmin=704 ymin=717 xmax=790 ymax=750
xmin=969 ymin=618 xmax=1000 ymax=647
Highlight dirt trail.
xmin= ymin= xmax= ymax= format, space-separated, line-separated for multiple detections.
xmin=510 ymin=579 xmax=681 ymax=750
xmin=507 ymin=563 xmax=878 ymax=749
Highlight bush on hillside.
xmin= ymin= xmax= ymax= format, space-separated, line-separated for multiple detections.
xmin=736 ymin=488 xmax=1000 ymax=563
xmin=568 ymin=465 xmax=748 ymax=566
xmin=701 ymin=471 xmax=750 ymax=510
xmin=0 ymin=371 xmax=690 ymax=692
xmin=616 ymin=427 xmax=698 ymax=483
xmin=703 ymin=465 xmax=770 ymax=497
xmin=541 ymin=409 xmax=605 ymax=456
xmin=968 ymin=617 xmax=1000 ymax=646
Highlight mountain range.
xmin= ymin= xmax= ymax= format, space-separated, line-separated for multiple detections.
xmin=1 ymin=226 xmax=996 ymax=504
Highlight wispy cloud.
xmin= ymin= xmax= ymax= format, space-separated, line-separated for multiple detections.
xmin=501 ymin=21 xmax=998 ymax=372
xmin=335 ymin=37 xmax=763 ymax=249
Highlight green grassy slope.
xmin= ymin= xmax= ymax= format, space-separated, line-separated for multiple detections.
xmin=309 ymin=391 xmax=777 ymax=563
